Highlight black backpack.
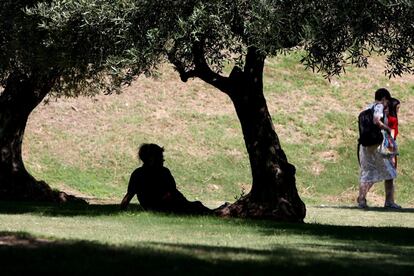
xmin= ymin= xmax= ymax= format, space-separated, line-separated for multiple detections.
xmin=358 ymin=104 xmax=383 ymax=147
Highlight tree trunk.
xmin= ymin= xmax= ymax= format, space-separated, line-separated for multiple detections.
xmin=216 ymin=51 xmax=306 ymax=222
xmin=172 ymin=45 xmax=305 ymax=221
xmin=0 ymin=73 xmax=80 ymax=203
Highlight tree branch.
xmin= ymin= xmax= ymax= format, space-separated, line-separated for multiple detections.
xmin=168 ymin=42 xmax=232 ymax=95
xmin=191 ymin=41 xmax=233 ymax=94
xmin=167 ymin=52 xmax=198 ymax=83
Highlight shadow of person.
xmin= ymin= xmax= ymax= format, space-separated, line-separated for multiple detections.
xmin=120 ymin=143 xmax=212 ymax=215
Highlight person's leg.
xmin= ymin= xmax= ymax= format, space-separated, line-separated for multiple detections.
xmin=384 ymin=179 xmax=401 ymax=208
xmin=171 ymin=197 xmax=212 ymax=215
xmin=166 ymin=189 xmax=212 ymax=215
xmin=357 ymin=182 xmax=373 ymax=208
xmin=384 ymin=179 xmax=394 ymax=203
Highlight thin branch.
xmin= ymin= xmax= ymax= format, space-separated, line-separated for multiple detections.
xmin=191 ymin=41 xmax=232 ymax=94
xmin=168 ymin=42 xmax=232 ymax=95
xmin=167 ymin=52 xmax=198 ymax=82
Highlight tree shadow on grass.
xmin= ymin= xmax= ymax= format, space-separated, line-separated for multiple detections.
xmin=0 ymin=201 xmax=215 ymax=218
xmin=1 ymin=201 xmax=414 ymax=274
xmin=1 ymin=202 xmax=413 ymax=245
xmin=256 ymin=220 xmax=414 ymax=246
xmin=0 ymin=200 xmax=143 ymax=217
xmin=0 ymin=230 xmax=412 ymax=275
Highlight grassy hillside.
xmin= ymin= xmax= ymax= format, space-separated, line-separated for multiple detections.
xmin=23 ymin=52 xmax=414 ymax=207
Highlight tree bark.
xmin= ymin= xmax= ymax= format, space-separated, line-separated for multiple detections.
xmin=172 ymin=45 xmax=306 ymax=221
xmin=0 ymin=73 xmax=81 ymax=203
xmin=213 ymin=49 xmax=306 ymax=222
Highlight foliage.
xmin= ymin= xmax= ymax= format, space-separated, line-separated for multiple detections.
xmin=2 ymin=0 xmax=412 ymax=98
xmin=28 ymin=0 xmax=414 ymax=86
xmin=301 ymin=0 xmax=414 ymax=77
xmin=3 ymin=0 xmax=414 ymax=205
xmin=0 ymin=0 xmax=52 ymax=87
xmin=0 ymin=0 xmax=155 ymax=96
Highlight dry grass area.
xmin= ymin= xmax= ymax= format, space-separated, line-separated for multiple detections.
xmin=27 ymin=68 xmax=225 ymax=158
xmin=22 ymin=54 xmax=414 ymax=206
xmin=24 ymin=64 xmax=242 ymax=202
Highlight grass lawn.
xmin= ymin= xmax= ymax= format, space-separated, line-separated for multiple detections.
xmin=24 ymin=53 xmax=414 ymax=207
xmin=9 ymin=52 xmax=414 ymax=274
xmin=0 ymin=201 xmax=413 ymax=275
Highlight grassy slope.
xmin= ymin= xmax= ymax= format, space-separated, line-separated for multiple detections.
xmin=24 ymin=52 xmax=414 ymax=207
xmin=6 ymin=55 xmax=414 ymax=273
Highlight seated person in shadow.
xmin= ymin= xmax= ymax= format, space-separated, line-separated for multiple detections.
xmin=120 ymin=143 xmax=212 ymax=215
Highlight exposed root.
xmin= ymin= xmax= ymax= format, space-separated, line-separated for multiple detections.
xmin=0 ymin=179 xmax=88 ymax=204
xmin=215 ymin=194 xmax=305 ymax=222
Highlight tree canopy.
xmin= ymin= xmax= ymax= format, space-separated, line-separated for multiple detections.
xmin=0 ymin=0 xmax=155 ymax=97
xmin=28 ymin=0 xmax=414 ymax=87
xmin=1 ymin=0 xmax=414 ymax=217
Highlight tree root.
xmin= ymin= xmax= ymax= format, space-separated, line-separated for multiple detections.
xmin=0 ymin=179 xmax=88 ymax=204
xmin=215 ymin=194 xmax=305 ymax=222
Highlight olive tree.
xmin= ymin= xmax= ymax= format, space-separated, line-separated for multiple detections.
xmin=0 ymin=0 xmax=154 ymax=201
xmin=4 ymin=0 xmax=414 ymax=221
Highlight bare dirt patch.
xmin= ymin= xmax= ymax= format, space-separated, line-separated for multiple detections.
xmin=319 ymin=150 xmax=339 ymax=162
xmin=309 ymin=163 xmax=325 ymax=175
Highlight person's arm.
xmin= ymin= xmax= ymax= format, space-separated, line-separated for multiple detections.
xmin=374 ymin=116 xmax=392 ymax=134
xmin=121 ymin=170 xmax=138 ymax=210
xmin=373 ymin=104 xmax=392 ymax=134
xmin=120 ymin=193 xmax=134 ymax=210
xmin=391 ymin=129 xmax=396 ymax=140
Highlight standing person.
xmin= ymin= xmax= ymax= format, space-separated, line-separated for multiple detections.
xmin=357 ymin=88 xmax=401 ymax=209
xmin=387 ymin=97 xmax=401 ymax=168
xmin=120 ymin=143 xmax=212 ymax=215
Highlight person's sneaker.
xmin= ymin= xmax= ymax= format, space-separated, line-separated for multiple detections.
xmin=384 ymin=202 xmax=402 ymax=209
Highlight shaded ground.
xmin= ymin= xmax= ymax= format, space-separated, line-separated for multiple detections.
xmin=1 ymin=225 xmax=413 ymax=275
xmin=0 ymin=201 xmax=413 ymax=275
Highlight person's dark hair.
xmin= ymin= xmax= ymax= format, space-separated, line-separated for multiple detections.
xmin=388 ymin=97 xmax=400 ymax=117
xmin=138 ymin=143 xmax=164 ymax=163
xmin=374 ymin=88 xmax=391 ymax=101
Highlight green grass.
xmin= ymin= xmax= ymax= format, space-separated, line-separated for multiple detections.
xmin=0 ymin=201 xmax=413 ymax=275
xmin=23 ymin=52 xmax=414 ymax=207
xmin=8 ymin=52 xmax=414 ymax=275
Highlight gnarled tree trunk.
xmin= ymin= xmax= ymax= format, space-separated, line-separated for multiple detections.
xmin=0 ymin=73 xmax=78 ymax=202
xmin=217 ymin=50 xmax=306 ymax=222
xmin=172 ymin=46 xmax=306 ymax=222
